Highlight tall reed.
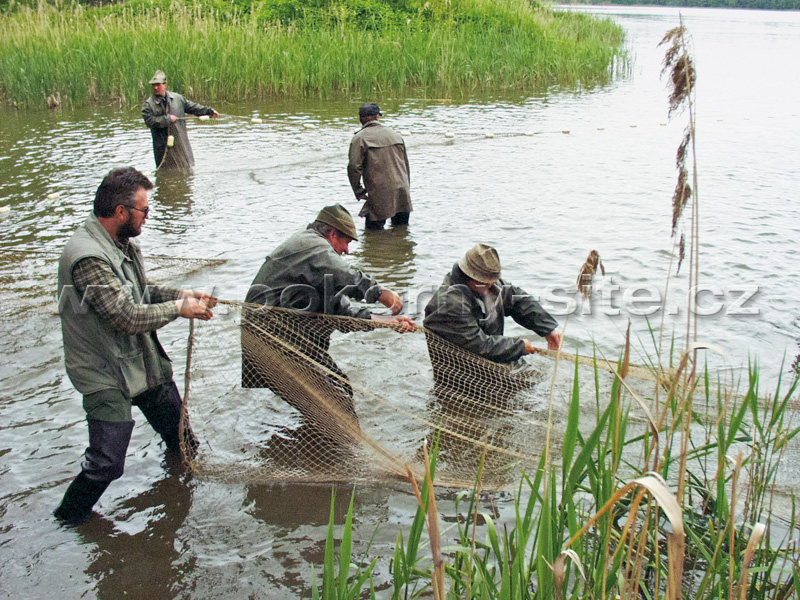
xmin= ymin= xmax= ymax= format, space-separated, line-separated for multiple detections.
xmin=0 ymin=0 xmax=626 ymax=108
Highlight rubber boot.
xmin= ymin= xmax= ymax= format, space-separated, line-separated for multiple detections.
xmin=135 ymin=383 xmax=198 ymax=457
xmin=54 ymin=472 xmax=110 ymax=525
xmin=55 ymin=419 xmax=134 ymax=525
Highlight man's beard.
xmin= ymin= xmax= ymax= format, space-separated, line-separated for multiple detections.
xmin=117 ymin=215 xmax=142 ymax=242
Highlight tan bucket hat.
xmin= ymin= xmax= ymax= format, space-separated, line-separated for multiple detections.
xmin=148 ymin=70 xmax=167 ymax=84
xmin=458 ymin=243 xmax=501 ymax=283
xmin=313 ymin=204 xmax=358 ymax=241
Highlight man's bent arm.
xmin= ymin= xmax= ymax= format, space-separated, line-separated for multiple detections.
xmin=141 ymin=101 xmax=170 ymax=129
xmin=72 ymin=257 xmax=179 ymax=335
xmin=182 ymin=97 xmax=216 ymax=117
xmin=503 ymin=284 xmax=559 ymax=337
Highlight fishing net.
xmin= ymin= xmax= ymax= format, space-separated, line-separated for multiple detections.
xmin=182 ymin=302 xmax=566 ymax=489
xmin=1 ymin=249 xmax=660 ymax=489
xmin=0 ymin=250 xmax=226 ymax=322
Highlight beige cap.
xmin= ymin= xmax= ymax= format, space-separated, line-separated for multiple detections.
xmin=458 ymin=243 xmax=501 ymax=283
xmin=314 ymin=204 xmax=358 ymax=241
xmin=148 ymin=70 xmax=167 ymax=84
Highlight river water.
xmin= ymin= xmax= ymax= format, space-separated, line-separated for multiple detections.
xmin=1 ymin=6 xmax=799 ymax=598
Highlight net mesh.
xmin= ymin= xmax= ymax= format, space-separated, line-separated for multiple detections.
xmin=2 ymin=250 xmax=661 ymax=490
xmin=183 ymin=302 xmax=566 ymax=489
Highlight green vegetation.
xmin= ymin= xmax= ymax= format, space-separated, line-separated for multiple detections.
xmin=315 ymin=358 xmax=800 ymax=598
xmin=0 ymin=0 xmax=626 ymax=109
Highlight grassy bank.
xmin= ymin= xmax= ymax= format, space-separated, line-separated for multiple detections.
xmin=0 ymin=0 xmax=626 ymax=108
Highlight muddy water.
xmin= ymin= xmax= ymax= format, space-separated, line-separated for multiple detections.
xmin=1 ymin=6 xmax=799 ymax=598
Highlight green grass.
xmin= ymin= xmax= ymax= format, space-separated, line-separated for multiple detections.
xmin=0 ymin=0 xmax=626 ymax=108
xmin=315 ymin=357 xmax=800 ymax=599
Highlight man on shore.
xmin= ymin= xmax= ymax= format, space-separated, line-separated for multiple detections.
xmin=55 ymin=167 xmax=216 ymax=525
xmin=424 ymin=243 xmax=562 ymax=363
xmin=243 ymin=204 xmax=415 ymax=429
xmin=141 ymin=69 xmax=219 ymax=169
xmin=347 ymin=103 xmax=412 ymax=230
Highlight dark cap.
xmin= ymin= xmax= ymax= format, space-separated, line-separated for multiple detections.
xmin=359 ymin=103 xmax=382 ymax=118
xmin=458 ymin=243 xmax=501 ymax=283
xmin=313 ymin=203 xmax=358 ymax=241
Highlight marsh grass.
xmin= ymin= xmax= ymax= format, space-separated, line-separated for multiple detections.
xmin=315 ymin=355 xmax=800 ymax=599
xmin=0 ymin=0 xmax=626 ymax=108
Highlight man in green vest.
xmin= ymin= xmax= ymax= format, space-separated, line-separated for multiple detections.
xmin=55 ymin=167 xmax=216 ymax=525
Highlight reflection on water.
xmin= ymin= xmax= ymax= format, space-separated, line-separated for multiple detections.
xmin=352 ymin=225 xmax=417 ymax=291
xmin=153 ymin=169 xmax=195 ymax=222
xmin=81 ymin=460 xmax=193 ymax=600
xmin=245 ymin=482 xmax=356 ymax=529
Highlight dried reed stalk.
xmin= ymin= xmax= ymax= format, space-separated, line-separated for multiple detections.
xmin=553 ymin=549 xmax=585 ymax=600
xmin=566 ymin=473 xmax=685 ymax=600
xmin=736 ymin=523 xmax=767 ymax=599
xmin=406 ymin=442 xmax=445 ymax=600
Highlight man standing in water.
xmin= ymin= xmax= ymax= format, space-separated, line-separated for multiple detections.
xmin=347 ymin=103 xmax=413 ymax=230
xmin=243 ymin=204 xmax=415 ymax=427
xmin=141 ymin=69 xmax=219 ymax=169
xmin=55 ymin=167 xmax=216 ymax=525
xmin=424 ymin=243 xmax=562 ymax=363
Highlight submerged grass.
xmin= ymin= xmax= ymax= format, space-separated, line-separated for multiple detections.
xmin=0 ymin=0 xmax=626 ymax=108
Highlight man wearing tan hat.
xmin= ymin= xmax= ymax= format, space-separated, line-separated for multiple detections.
xmin=424 ymin=243 xmax=561 ymax=363
xmin=141 ymin=69 xmax=219 ymax=169
xmin=242 ymin=204 xmax=415 ymax=424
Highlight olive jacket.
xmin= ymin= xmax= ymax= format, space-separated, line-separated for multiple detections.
xmin=58 ymin=213 xmax=175 ymax=398
xmin=245 ymin=228 xmax=383 ymax=318
xmin=347 ymin=122 xmax=412 ymax=221
xmin=423 ymin=264 xmax=558 ymax=364
xmin=142 ymin=91 xmax=215 ymax=169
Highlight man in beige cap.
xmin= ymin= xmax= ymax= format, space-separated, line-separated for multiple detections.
xmin=424 ymin=243 xmax=561 ymax=363
xmin=141 ymin=69 xmax=219 ymax=169
xmin=243 ymin=204 xmax=415 ymax=424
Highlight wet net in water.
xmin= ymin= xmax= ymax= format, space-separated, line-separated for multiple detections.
xmin=183 ymin=303 xmax=562 ymax=490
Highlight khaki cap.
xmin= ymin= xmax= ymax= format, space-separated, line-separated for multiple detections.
xmin=148 ymin=70 xmax=167 ymax=84
xmin=458 ymin=243 xmax=501 ymax=283
xmin=314 ymin=204 xmax=358 ymax=241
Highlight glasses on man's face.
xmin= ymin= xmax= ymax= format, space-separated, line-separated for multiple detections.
xmin=126 ymin=205 xmax=150 ymax=217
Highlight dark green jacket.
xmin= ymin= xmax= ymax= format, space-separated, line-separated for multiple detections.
xmin=245 ymin=228 xmax=382 ymax=318
xmin=142 ymin=91 xmax=215 ymax=169
xmin=423 ymin=264 xmax=558 ymax=363
xmin=347 ymin=122 xmax=412 ymax=220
